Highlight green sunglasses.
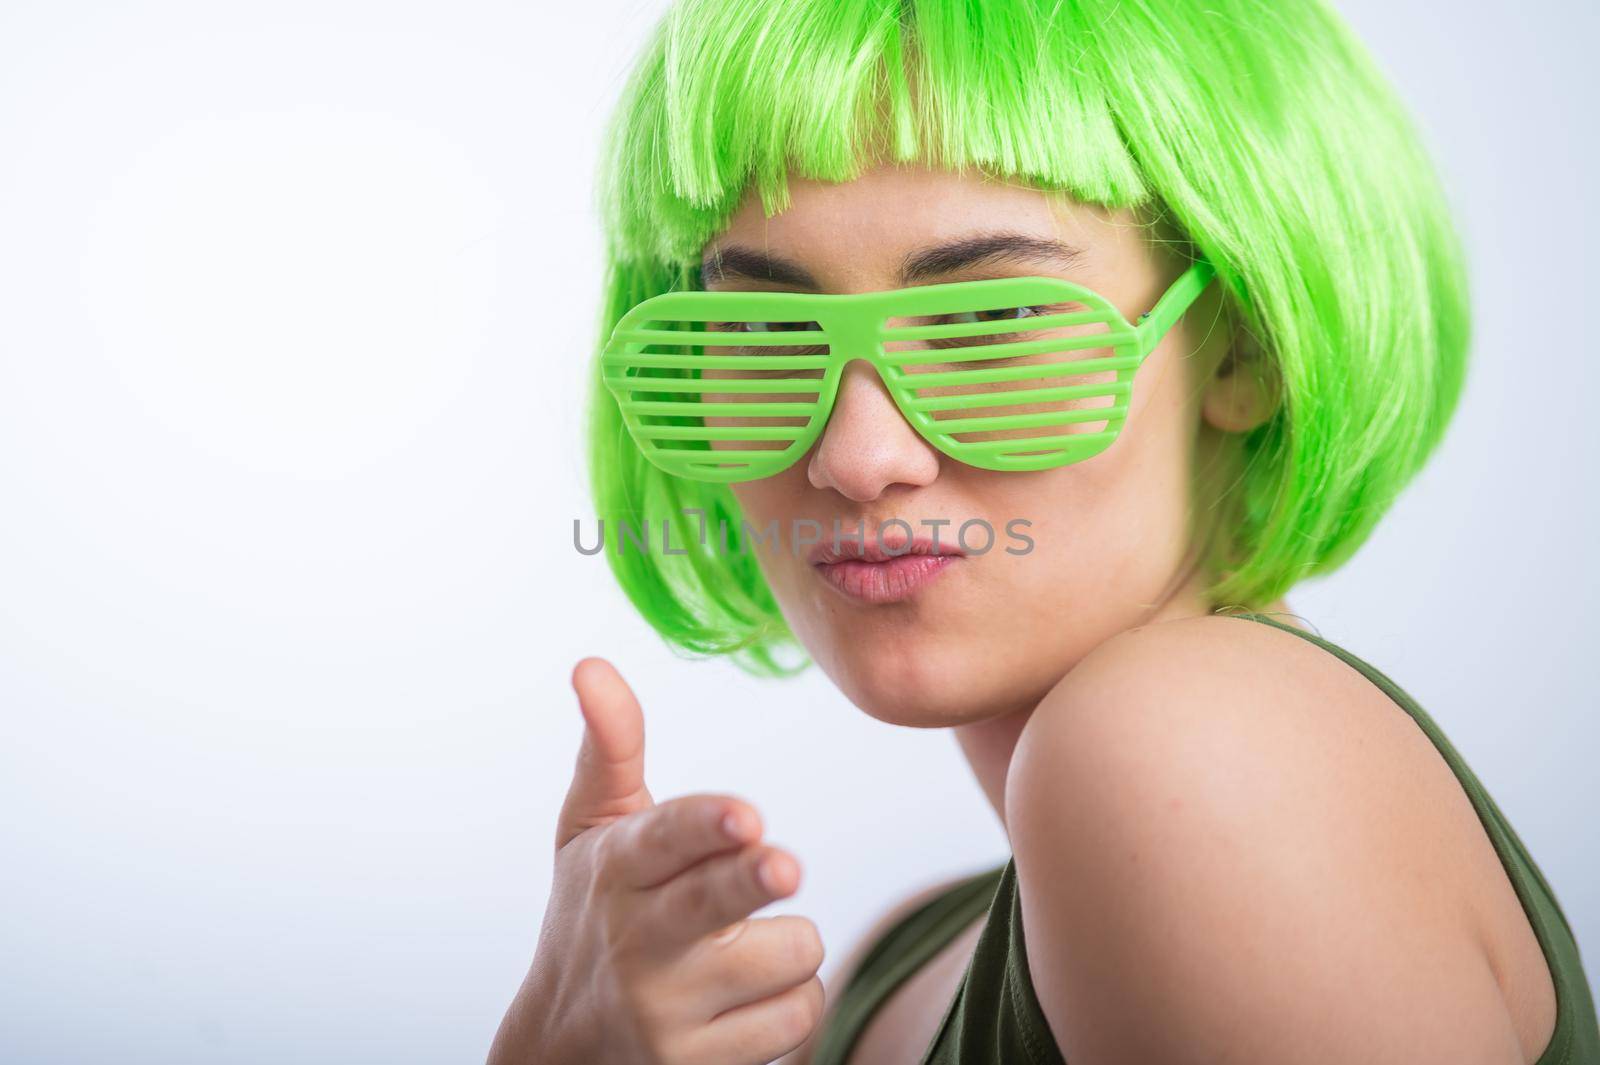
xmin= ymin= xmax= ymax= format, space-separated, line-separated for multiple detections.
xmin=601 ymin=257 xmax=1216 ymax=483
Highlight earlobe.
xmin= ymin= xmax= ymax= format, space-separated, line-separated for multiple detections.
xmin=1201 ymin=329 xmax=1280 ymax=434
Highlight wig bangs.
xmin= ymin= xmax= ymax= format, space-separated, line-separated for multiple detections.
xmin=598 ymin=0 xmax=1149 ymax=268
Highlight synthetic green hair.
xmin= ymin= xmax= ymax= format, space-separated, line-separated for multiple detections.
xmin=584 ymin=0 xmax=1471 ymax=677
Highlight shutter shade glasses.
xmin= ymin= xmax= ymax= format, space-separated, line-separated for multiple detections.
xmin=600 ymin=258 xmax=1216 ymax=483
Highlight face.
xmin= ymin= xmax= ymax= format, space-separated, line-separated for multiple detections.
xmin=700 ymin=163 xmax=1276 ymax=726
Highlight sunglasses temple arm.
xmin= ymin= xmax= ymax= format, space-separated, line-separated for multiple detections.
xmin=1135 ymin=258 xmax=1218 ymax=355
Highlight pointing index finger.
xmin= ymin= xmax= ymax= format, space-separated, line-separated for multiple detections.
xmin=609 ymin=794 xmax=763 ymax=890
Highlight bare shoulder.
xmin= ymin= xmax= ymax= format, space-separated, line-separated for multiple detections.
xmin=1002 ymin=613 xmax=1527 ymax=1062
xmin=1012 ymin=612 xmax=1459 ymax=803
xmin=776 ymin=869 xmax=979 ymax=1065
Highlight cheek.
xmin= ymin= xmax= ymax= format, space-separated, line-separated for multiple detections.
xmin=727 ymin=476 xmax=816 ymax=592
xmin=992 ymin=387 xmax=1197 ymax=600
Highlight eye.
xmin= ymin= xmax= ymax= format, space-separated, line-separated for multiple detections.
xmin=710 ymin=320 xmax=821 ymax=333
xmin=943 ymin=305 xmax=1050 ymax=325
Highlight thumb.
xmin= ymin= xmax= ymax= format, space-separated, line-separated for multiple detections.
xmin=555 ymin=656 xmax=653 ymax=852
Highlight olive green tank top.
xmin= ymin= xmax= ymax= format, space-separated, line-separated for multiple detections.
xmin=810 ymin=612 xmax=1599 ymax=1065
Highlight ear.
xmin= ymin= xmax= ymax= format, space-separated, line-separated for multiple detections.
xmin=1201 ymin=316 xmax=1280 ymax=434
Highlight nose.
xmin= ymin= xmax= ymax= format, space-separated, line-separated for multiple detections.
xmin=806 ymin=358 xmax=942 ymax=501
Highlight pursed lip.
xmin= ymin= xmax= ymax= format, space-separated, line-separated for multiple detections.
xmin=806 ymin=535 xmax=967 ymax=566
xmin=808 ymin=533 xmax=966 ymax=603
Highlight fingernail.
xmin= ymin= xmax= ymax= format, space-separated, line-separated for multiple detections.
xmin=720 ymin=810 xmax=748 ymax=841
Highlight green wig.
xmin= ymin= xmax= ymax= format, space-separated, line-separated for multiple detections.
xmin=584 ymin=0 xmax=1471 ymax=677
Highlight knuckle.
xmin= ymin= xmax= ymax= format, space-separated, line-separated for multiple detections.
xmin=788 ymin=919 xmax=825 ymax=973
xmin=805 ymin=976 xmax=827 ymax=1024
xmin=683 ymin=792 xmax=722 ymax=824
xmin=638 ymin=810 xmax=672 ymax=855
xmin=589 ymin=822 xmax=620 ymax=866
xmin=588 ymin=828 xmax=625 ymax=889
xmin=802 ymin=977 xmax=827 ymax=1026
xmin=776 ymin=981 xmax=823 ymax=1046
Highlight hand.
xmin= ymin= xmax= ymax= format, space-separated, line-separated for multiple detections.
xmin=486 ymin=658 xmax=824 ymax=1065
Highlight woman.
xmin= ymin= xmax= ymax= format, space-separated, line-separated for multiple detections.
xmin=490 ymin=1 xmax=1598 ymax=1062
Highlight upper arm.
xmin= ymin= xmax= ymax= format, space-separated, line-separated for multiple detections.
xmin=776 ymin=873 xmax=972 ymax=1065
xmin=1003 ymin=617 xmax=1524 ymax=1065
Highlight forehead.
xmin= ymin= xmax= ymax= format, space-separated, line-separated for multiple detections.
xmin=702 ymin=163 xmax=1151 ymax=285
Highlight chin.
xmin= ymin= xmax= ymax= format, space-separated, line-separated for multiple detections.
xmin=813 ymin=631 xmax=1027 ymax=727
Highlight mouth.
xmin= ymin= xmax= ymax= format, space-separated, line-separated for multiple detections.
xmin=808 ymin=534 xmax=966 ymax=605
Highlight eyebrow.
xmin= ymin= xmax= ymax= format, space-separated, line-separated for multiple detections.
xmin=699 ymin=232 xmax=1088 ymax=289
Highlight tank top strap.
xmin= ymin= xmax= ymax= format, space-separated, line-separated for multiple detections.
xmin=809 ymin=863 xmax=1005 ymax=1065
xmin=1222 ymin=609 xmax=1598 ymax=1065
xmin=923 ymin=855 xmax=1067 ymax=1064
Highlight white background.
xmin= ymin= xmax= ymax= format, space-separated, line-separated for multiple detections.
xmin=1 ymin=2 xmax=1594 ymax=1061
